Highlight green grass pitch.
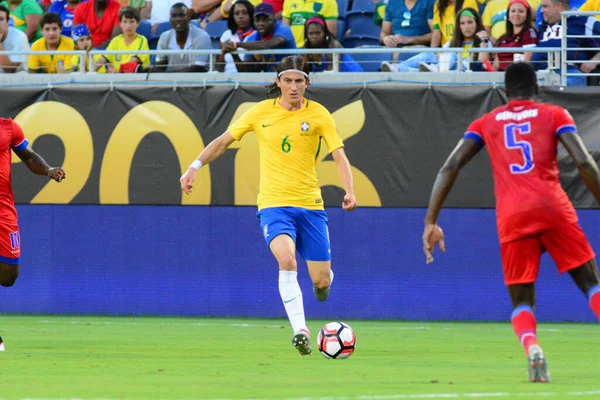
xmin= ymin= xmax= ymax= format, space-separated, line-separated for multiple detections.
xmin=0 ymin=315 xmax=599 ymax=399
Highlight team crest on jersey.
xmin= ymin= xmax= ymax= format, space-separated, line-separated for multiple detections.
xmin=301 ymin=122 xmax=309 ymax=131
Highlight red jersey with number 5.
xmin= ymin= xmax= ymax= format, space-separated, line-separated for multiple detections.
xmin=0 ymin=118 xmax=29 ymax=222
xmin=463 ymin=99 xmax=578 ymax=243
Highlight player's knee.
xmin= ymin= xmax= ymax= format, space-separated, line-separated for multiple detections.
xmin=0 ymin=268 xmax=18 ymax=287
xmin=278 ymin=253 xmax=297 ymax=271
xmin=312 ymin=275 xmax=330 ymax=290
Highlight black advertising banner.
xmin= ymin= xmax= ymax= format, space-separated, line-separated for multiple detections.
xmin=2 ymin=85 xmax=600 ymax=207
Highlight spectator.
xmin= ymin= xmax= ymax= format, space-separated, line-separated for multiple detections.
xmin=142 ymin=0 xmax=192 ymax=34
xmin=222 ymin=2 xmax=296 ymax=71
xmin=480 ymin=0 xmax=537 ymax=70
xmin=48 ymin=0 xmax=85 ymax=38
xmin=191 ymin=0 xmax=221 ymax=27
xmin=380 ymin=0 xmax=436 ymax=50
xmin=530 ymin=0 xmax=600 ymax=86
xmin=217 ymin=0 xmax=255 ymax=72
xmin=95 ymin=6 xmax=149 ymax=72
xmin=381 ymin=7 xmax=489 ymax=71
xmin=202 ymin=0 xmax=260 ymax=25
xmin=153 ymin=2 xmax=212 ymax=72
xmin=73 ymin=0 xmax=122 ymax=48
xmin=70 ymin=23 xmax=104 ymax=71
xmin=534 ymin=0 xmax=586 ymax=28
xmin=282 ymin=0 xmax=337 ymax=47
xmin=0 ymin=0 xmax=43 ymax=41
xmin=29 ymin=12 xmax=75 ymax=73
xmin=431 ymin=0 xmax=479 ymax=48
xmin=302 ymin=16 xmax=362 ymax=72
xmin=482 ymin=0 xmax=539 ymax=42
xmin=0 ymin=4 xmax=29 ymax=72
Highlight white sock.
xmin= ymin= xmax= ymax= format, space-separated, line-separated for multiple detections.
xmin=279 ymin=270 xmax=307 ymax=334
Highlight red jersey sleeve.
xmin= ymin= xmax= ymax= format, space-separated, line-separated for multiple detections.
xmin=10 ymin=120 xmax=29 ymax=152
xmin=553 ymin=107 xmax=577 ymax=137
xmin=522 ymin=28 xmax=538 ymax=47
xmin=463 ymin=117 xmax=485 ymax=145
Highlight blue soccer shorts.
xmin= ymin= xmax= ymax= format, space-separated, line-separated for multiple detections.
xmin=257 ymin=207 xmax=331 ymax=261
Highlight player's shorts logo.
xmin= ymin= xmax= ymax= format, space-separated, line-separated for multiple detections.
xmin=263 ymin=224 xmax=269 ymax=238
xmin=9 ymin=232 xmax=20 ymax=250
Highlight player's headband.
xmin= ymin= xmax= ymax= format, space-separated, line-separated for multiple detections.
xmin=278 ymin=69 xmax=309 ymax=78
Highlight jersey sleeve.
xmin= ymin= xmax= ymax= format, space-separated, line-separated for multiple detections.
xmin=282 ymin=0 xmax=292 ymax=20
xmin=464 ymin=117 xmax=485 ymax=145
xmin=10 ymin=120 xmax=29 ymax=152
xmin=228 ymin=105 xmax=259 ymax=140
xmin=319 ymin=108 xmax=344 ymax=153
xmin=553 ymin=107 xmax=577 ymax=136
xmin=432 ymin=1 xmax=440 ymax=30
xmin=322 ymin=0 xmax=338 ymax=20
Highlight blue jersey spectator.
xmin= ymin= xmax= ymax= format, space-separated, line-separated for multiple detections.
xmin=222 ymin=3 xmax=296 ymax=72
xmin=534 ymin=0 xmax=584 ymax=28
xmin=380 ymin=0 xmax=436 ymax=48
xmin=531 ymin=0 xmax=600 ymax=85
xmin=48 ymin=0 xmax=85 ymax=38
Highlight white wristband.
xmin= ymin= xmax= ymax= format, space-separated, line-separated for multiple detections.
xmin=189 ymin=160 xmax=203 ymax=171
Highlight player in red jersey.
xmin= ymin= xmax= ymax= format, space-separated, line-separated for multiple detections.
xmin=0 ymin=118 xmax=65 ymax=352
xmin=422 ymin=62 xmax=600 ymax=383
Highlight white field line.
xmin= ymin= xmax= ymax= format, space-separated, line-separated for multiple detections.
xmin=12 ymin=391 xmax=600 ymax=400
xmin=31 ymin=320 xmax=599 ymax=333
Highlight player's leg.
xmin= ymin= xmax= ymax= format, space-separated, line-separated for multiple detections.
xmin=258 ymin=208 xmax=311 ymax=356
xmin=541 ymin=222 xmax=600 ymax=319
xmin=0 ymin=262 xmax=19 ymax=287
xmin=568 ymin=260 xmax=600 ymax=319
xmin=0 ymin=262 xmax=15 ymax=351
xmin=296 ymin=209 xmax=332 ymax=302
xmin=501 ymin=236 xmax=549 ymax=382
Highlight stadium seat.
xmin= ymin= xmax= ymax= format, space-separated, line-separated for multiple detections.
xmin=350 ymin=0 xmax=375 ymax=13
xmin=336 ymin=19 xmax=346 ymax=40
xmin=342 ymin=34 xmax=381 ymax=48
xmin=350 ymin=49 xmax=393 ymax=72
xmin=156 ymin=21 xmax=173 ymax=37
xmin=205 ymin=20 xmax=229 ymax=41
xmin=338 ymin=0 xmax=349 ymax=19
xmin=190 ymin=19 xmax=201 ymax=28
xmin=137 ymin=20 xmax=152 ymax=41
xmin=345 ymin=12 xmax=380 ymax=37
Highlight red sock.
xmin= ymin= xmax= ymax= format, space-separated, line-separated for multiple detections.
xmin=588 ymin=285 xmax=600 ymax=319
xmin=511 ymin=305 xmax=538 ymax=354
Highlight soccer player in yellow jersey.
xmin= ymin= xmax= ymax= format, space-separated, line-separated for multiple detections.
xmin=180 ymin=56 xmax=357 ymax=357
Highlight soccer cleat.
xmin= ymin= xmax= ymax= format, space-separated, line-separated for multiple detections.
xmin=380 ymin=61 xmax=398 ymax=72
xmin=292 ymin=330 xmax=312 ymax=357
xmin=313 ymin=285 xmax=330 ymax=302
xmin=0 ymin=336 xmax=5 ymax=352
xmin=527 ymin=345 xmax=550 ymax=383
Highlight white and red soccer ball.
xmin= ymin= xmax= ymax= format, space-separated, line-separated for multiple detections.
xmin=317 ymin=322 xmax=356 ymax=359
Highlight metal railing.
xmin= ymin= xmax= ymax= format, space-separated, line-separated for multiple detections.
xmin=560 ymin=11 xmax=600 ymax=86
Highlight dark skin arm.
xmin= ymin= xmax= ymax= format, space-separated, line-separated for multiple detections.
xmin=423 ymin=138 xmax=483 ymax=263
xmin=559 ymin=131 xmax=600 ymax=204
xmin=14 ymin=146 xmax=66 ymax=182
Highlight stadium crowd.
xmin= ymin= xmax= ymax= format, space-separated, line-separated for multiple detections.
xmin=0 ymin=0 xmax=598 ymax=83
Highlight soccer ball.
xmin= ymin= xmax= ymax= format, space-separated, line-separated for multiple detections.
xmin=317 ymin=322 xmax=356 ymax=359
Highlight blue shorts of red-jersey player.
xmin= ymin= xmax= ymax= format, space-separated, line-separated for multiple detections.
xmin=500 ymin=222 xmax=595 ymax=286
xmin=0 ymin=222 xmax=21 ymax=265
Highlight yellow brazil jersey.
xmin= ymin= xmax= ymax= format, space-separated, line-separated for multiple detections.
xmin=105 ymin=34 xmax=150 ymax=71
xmin=28 ymin=36 xmax=75 ymax=73
xmin=282 ymin=0 xmax=338 ymax=47
xmin=228 ymin=98 xmax=344 ymax=211
xmin=433 ymin=0 xmax=479 ymax=45
xmin=71 ymin=54 xmax=107 ymax=73
xmin=482 ymin=0 xmax=540 ymax=39
xmin=578 ymin=0 xmax=600 ymax=21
